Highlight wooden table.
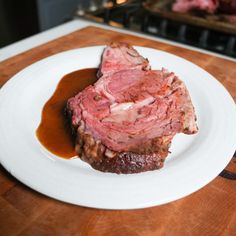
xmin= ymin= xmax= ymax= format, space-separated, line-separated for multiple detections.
xmin=0 ymin=26 xmax=236 ymax=236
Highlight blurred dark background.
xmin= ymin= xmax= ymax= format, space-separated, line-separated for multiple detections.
xmin=0 ymin=0 xmax=235 ymax=58
xmin=0 ymin=0 xmax=38 ymax=47
xmin=0 ymin=0 xmax=81 ymax=47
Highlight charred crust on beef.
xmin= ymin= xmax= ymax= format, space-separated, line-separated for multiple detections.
xmin=91 ymin=152 xmax=165 ymax=174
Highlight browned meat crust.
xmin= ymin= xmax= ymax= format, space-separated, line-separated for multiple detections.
xmin=65 ymin=116 xmax=171 ymax=174
xmin=91 ymin=152 xmax=165 ymax=174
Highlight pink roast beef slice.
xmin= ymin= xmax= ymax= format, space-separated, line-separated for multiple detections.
xmin=172 ymin=0 xmax=219 ymax=14
xmin=66 ymin=43 xmax=198 ymax=174
xmin=97 ymin=42 xmax=150 ymax=77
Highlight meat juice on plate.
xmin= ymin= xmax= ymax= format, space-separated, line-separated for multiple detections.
xmin=36 ymin=68 xmax=97 ymax=158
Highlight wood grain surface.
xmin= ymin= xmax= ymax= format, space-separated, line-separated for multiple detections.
xmin=0 ymin=26 xmax=236 ymax=236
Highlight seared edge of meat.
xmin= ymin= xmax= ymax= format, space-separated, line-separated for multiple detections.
xmin=65 ymin=116 xmax=171 ymax=174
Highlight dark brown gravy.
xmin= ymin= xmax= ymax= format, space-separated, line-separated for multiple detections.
xmin=36 ymin=68 xmax=97 ymax=158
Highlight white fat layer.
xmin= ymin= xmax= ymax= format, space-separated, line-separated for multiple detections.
xmin=95 ymin=78 xmax=116 ymax=102
xmin=103 ymin=96 xmax=155 ymax=123
xmin=110 ymin=96 xmax=155 ymax=114
xmin=110 ymin=102 xmax=134 ymax=113
xmin=133 ymin=96 xmax=155 ymax=109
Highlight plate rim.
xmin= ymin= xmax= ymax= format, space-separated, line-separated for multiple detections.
xmin=0 ymin=45 xmax=236 ymax=209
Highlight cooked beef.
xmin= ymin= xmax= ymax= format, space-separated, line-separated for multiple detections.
xmin=172 ymin=0 xmax=219 ymax=14
xmin=67 ymin=42 xmax=198 ymax=174
xmin=219 ymin=0 xmax=236 ymax=14
xmin=222 ymin=14 xmax=236 ymax=24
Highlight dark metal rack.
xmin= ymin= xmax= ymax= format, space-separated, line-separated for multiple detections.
xmin=77 ymin=0 xmax=236 ymax=58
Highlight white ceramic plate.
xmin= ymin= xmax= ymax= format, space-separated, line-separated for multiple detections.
xmin=0 ymin=46 xmax=235 ymax=209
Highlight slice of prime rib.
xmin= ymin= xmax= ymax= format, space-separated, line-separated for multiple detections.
xmin=66 ymin=42 xmax=198 ymax=174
